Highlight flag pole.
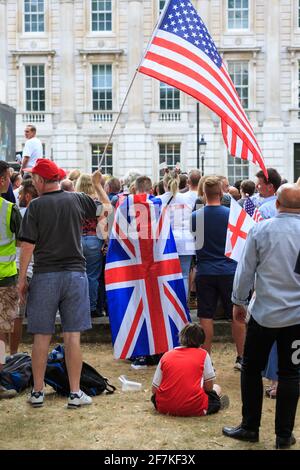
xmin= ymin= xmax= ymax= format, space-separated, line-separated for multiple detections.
xmin=98 ymin=70 xmax=138 ymax=169
xmin=98 ymin=0 xmax=172 ymax=169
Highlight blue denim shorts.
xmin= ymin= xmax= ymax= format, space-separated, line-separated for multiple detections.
xmin=26 ymin=271 xmax=92 ymax=334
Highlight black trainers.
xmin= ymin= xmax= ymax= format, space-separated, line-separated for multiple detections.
xmin=131 ymin=356 xmax=148 ymax=369
xmin=234 ymin=356 xmax=243 ymax=371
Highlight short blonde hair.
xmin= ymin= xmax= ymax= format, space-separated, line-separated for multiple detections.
xmin=204 ymin=176 xmax=222 ymax=198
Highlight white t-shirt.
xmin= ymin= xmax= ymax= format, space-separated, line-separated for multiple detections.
xmin=182 ymin=190 xmax=198 ymax=209
xmin=23 ymin=137 xmax=43 ymax=168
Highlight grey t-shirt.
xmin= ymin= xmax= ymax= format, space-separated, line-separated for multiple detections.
xmin=19 ymin=190 xmax=98 ymax=273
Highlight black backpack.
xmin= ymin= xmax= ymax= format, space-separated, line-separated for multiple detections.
xmin=0 ymin=353 xmax=32 ymax=393
xmin=44 ymin=345 xmax=116 ymax=396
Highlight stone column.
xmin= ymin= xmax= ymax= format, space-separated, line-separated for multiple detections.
xmin=127 ymin=0 xmax=143 ymax=122
xmin=264 ymin=0 xmax=280 ymax=122
xmin=0 ymin=0 xmax=7 ymax=103
xmin=59 ymin=0 xmax=75 ymax=123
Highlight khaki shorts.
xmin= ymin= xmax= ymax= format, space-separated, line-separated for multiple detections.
xmin=0 ymin=286 xmax=19 ymax=333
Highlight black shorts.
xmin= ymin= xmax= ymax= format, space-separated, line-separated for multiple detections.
xmin=206 ymin=390 xmax=221 ymax=415
xmin=196 ymin=274 xmax=234 ymax=320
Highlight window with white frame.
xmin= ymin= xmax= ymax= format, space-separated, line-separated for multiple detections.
xmin=92 ymin=64 xmax=112 ymax=111
xmin=160 ymin=82 xmax=180 ymax=110
xmin=159 ymin=143 xmax=181 ymax=177
xmin=227 ymin=0 xmax=249 ymax=30
xmin=91 ymin=144 xmax=113 ymax=175
xmin=24 ymin=0 xmax=45 ymax=33
xmin=228 ymin=61 xmax=249 ymax=109
xmin=227 ymin=154 xmax=249 ymax=184
xmin=91 ymin=0 xmax=112 ymax=32
xmin=25 ymin=65 xmax=45 ymax=111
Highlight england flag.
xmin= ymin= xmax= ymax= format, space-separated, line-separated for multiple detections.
xmin=225 ymin=197 xmax=256 ymax=263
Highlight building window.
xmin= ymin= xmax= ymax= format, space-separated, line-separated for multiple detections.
xmin=228 ymin=61 xmax=249 ymax=109
xmin=159 ymin=143 xmax=181 ymax=177
xmin=91 ymin=144 xmax=113 ymax=175
xmin=227 ymin=154 xmax=249 ymax=184
xmin=160 ymin=82 xmax=180 ymax=110
xmin=91 ymin=0 xmax=112 ymax=32
xmin=159 ymin=0 xmax=166 ymax=13
xmin=25 ymin=65 xmax=45 ymax=111
xmin=24 ymin=0 xmax=45 ymax=33
xmin=227 ymin=0 xmax=249 ymax=30
xmin=92 ymin=64 xmax=112 ymax=111
xmin=299 ymin=0 xmax=300 ymax=28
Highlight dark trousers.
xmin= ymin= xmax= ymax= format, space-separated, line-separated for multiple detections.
xmin=241 ymin=316 xmax=300 ymax=438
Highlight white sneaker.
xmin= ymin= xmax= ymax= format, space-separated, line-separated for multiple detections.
xmin=0 ymin=385 xmax=17 ymax=399
xmin=67 ymin=390 xmax=92 ymax=408
xmin=27 ymin=390 xmax=44 ymax=407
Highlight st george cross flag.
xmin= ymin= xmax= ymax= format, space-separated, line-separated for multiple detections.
xmin=225 ymin=197 xmax=256 ymax=262
xmin=105 ymin=194 xmax=191 ymax=359
xmin=139 ymin=0 xmax=267 ymax=178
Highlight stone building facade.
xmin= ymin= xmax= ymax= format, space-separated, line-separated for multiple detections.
xmin=1 ymin=0 xmax=300 ymax=182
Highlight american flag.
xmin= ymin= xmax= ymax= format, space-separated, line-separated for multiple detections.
xmin=139 ymin=0 xmax=267 ymax=178
xmin=105 ymin=194 xmax=191 ymax=359
xmin=244 ymin=197 xmax=264 ymax=222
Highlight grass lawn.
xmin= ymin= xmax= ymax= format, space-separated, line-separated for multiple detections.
xmin=0 ymin=342 xmax=299 ymax=450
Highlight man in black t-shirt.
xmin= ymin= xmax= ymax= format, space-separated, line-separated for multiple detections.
xmin=19 ymin=159 xmax=101 ymax=409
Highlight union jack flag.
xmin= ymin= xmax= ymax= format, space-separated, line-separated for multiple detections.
xmin=105 ymin=194 xmax=191 ymax=359
xmin=139 ymin=0 xmax=267 ymax=178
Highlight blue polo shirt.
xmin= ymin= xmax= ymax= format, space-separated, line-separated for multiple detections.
xmin=191 ymin=205 xmax=237 ymax=276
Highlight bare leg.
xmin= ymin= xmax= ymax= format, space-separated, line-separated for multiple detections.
xmin=213 ymin=384 xmax=222 ymax=396
xmin=232 ymin=318 xmax=246 ymax=357
xmin=32 ymin=334 xmax=52 ymax=391
xmin=64 ymin=332 xmax=82 ymax=392
xmin=9 ymin=318 xmax=23 ymax=355
xmin=199 ymin=318 xmax=214 ymax=354
xmin=0 ymin=333 xmax=7 ymax=372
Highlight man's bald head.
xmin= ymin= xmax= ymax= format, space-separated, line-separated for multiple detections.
xmin=276 ymin=184 xmax=300 ymax=213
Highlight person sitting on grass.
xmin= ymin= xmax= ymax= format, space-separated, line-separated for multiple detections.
xmin=151 ymin=323 xmax=229 ymax=416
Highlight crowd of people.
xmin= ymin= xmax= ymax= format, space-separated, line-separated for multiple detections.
xmin=0 ymin=123 xmax=300 ymax=448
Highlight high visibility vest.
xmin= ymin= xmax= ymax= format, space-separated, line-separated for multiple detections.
xmin=0 ymin=197 xmax=17 ymax=280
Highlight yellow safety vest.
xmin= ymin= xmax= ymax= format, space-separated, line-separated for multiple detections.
xmin=0 ymin=197 xmax=17 ymax=280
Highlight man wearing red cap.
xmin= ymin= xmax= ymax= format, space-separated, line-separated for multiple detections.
xmin=18 ymin=158 xmax=103 ymax=408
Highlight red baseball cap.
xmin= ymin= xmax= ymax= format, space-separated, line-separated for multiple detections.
xmin=27 ymin=159 xmax=66 ymax=181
